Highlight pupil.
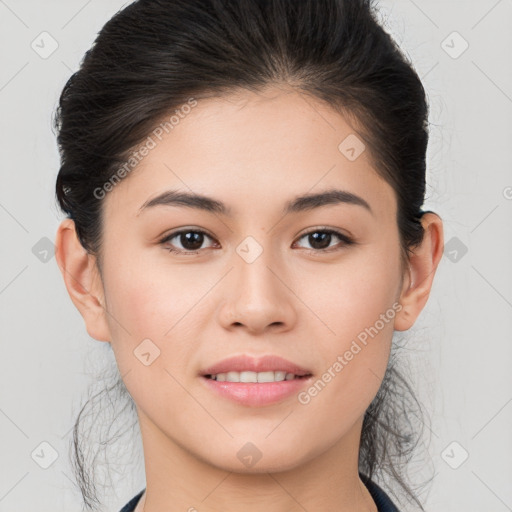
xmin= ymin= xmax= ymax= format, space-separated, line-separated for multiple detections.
xmin=181 ymin=232 xmax=203 ymax=250
xmin=309 ymin=232 xmax=330 ymax=250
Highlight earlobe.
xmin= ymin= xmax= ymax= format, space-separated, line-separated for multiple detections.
xmin=54 ymin=219 xmax=111 ymax=342
xmin=394 ymin=212 xmax=444 ymax=332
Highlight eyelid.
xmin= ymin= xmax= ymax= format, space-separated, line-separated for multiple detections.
xmin=159 ymin=226 xmax=216 ymax=242
xmin=296 ymin=225 xmax=354 ymax=241
xmin=159 ymin=225 xmax=352 ymax=241
xmin=159 ymin=225 xmax=355 ymax=254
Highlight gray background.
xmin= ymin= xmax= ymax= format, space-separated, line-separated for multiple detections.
xmin=1 ymin=0 xmax=511 ymax=510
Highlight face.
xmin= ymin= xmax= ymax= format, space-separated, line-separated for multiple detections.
xmin=95 ymin=86 xmax=407 ymax=473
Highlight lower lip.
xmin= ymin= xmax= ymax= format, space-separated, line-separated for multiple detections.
xmin=200 ymin=376 xmax=312 ymax=407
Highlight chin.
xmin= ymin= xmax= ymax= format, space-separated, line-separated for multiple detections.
xmin=199 ymin=440 xmax=310 ymax=475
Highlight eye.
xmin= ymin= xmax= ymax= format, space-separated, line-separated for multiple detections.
xmin=159 ymin=229 xmax=217 ymax=255
xmin=293 ymin=228 xmax=355 ymax=253
xmin=158 ymin=227 xmax=355 ymax=255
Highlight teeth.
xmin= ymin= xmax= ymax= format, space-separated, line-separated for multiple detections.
xmin=209 ymin=371 xmax=301 ymax=382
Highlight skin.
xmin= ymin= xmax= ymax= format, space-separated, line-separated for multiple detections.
xmin=55 ymin=85 xmax=444 ymax=512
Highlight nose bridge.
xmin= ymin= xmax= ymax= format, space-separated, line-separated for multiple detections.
xmin=233 ymin=233 xmax=284 ymax=301
xmin=217 ymin=232 xmax=296 ymax=332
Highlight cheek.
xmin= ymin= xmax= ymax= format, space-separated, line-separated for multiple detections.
xmin=300 ymin=235 xmax=401 ymax=340
xmin=101 ymin=254 xmax=195 ymax=370
xmin=296 ymin=240 xmax=401 ymax=413
xmin=103 ymin=241 xmax=209 ymax=331
xmin=106 ymin=272 xmax=166 ymax=335
xmin=101 ymin=260 xmax=203 ymax=416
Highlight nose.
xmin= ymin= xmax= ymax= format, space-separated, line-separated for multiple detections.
xmin=216 ymin=245 xmax=298 ymax=335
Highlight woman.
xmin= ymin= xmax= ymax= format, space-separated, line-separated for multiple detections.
xmin=53 ymin=0 xmax=444 ymax=510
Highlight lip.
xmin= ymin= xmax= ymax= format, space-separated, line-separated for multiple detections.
xmin=199 ymin=354 xmax=313 ymax=407
xmin=201 ymin=377 xmax=312 ymax=407
xmin=200 ymin=354 xmax=312 ymax=377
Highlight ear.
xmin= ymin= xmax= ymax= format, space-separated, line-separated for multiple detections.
xmin=54 ymin=218 xmax=111 ymax=342
xmin=394 ymin=212 xmax=444 ymax=331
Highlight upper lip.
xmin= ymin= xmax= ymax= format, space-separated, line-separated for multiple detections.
xmin=200 ymin=355 xmax=312 ymax=377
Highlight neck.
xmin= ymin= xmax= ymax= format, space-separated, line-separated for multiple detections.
xmin=134 ymin=411 xmax=377 ymax=512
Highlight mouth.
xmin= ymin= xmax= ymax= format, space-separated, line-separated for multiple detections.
xmin=199 ymin=354 xmax=313 ymax=407
xmin=203 ymin=371 xmax=312 ymax=382
xmin=199 ymin=354 xmax=313 ymax=380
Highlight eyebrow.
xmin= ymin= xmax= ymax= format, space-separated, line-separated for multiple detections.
xmin=137 ymin=188 xmax=373 ymax=217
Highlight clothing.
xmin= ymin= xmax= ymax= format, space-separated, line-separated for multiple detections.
xmin=119 ymin=490 xmax=144 ymax=512
xmin=119 ymin=476 xmax=400 ymax=511
xmin=364 ymin=477 xmax=400 ymax=511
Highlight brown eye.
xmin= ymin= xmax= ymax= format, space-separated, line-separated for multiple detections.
xmin=160 ymin=229 xmax=216 ymax=254
xmin=305 ymin=231 xmax=332 ymax=250
xmin=176 ymin=231 xmax=205 ymax=251
xmin=294 ymin=229 xmax=354 ymax=253
xmin=159 ymin=227 xmax=354 ymax=256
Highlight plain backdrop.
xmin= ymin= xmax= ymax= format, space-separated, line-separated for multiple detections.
xmin=1 ymin=0 xmax=511 ymax=511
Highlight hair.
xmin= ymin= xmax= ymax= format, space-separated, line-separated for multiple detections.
xmin=54 ymin=0 xmax=434 ymax=509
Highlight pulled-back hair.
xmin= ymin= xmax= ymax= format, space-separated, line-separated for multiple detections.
xmin=54 ymin=0 xmax=432 ymax=509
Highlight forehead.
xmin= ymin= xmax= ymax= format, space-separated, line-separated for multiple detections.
xmin=103 ymin=86 xmax=396 ymax=222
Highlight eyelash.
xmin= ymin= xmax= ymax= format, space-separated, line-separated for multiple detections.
xmin=158 ymin=227 xmax=355 ymax=256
